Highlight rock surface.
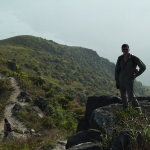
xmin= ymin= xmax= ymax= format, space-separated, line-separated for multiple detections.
xmin=67 ymin=96 xmax=150 ymax=150
xmin=66 ymin=129 xmax=103 ymax=149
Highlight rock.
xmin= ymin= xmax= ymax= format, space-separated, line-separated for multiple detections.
xmin=25 ymin=96 xmax=32 ymax=102
xmin=67 ymin=96 xmax=150 ymax=150
xmin=27 ymin=106 xmax=44 ymax=118
xmin=137 ymin=97 xmax=150 ymax=101
xmin=52 ymin=140 xmax=67 ymax=150
xmin=20 ymin=91 xmax=28 ymax=97
xmin=17 ymin=91 xmax=31 ymax=102
xmin=85 ymin=96 xmax=122 ymax=123
xmin=13 ymin=103 xmax=22 ymax=110
xmin=32 ymin=133 xmax=43 ymax=137
xmin=34 ymin=96 xmax=47 ymax=111
xmin=67 ymin=142 xmax=107 ymax=150
xmin=111 ymin=130 xmax=132 ymax=150
xmin=9 ymin=101 xmax=16 ymax=105
xmin=8 ymin=61 xmax=17 ymax=71
xmin=23 ymin=130 xmax=30 ymax=134
xmin=66 ymin=129 xmax=103 ymax=149
xmin=15 ymin=129 xmax=24 ymax=134
xmin=76 ymin=96 xmax=122 ymax=132
xmin=30 ymin=129 xmax=35 ymax=133
xmin=76 ymin=118 xmax=90 ymax=133
xmin=89 ymin=104 xmax=122 ymax=134
xmin=38 ymin=144 xmax=53 ymax=150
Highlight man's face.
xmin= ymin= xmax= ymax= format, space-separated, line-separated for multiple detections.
xmin=122 ymin=47 xmax=129 ymax=55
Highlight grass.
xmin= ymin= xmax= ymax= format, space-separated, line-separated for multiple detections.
xmin=0 ymin=79 xmax=12 ymax=122
xmin=100 ymin=107 xmax=150 ymax=150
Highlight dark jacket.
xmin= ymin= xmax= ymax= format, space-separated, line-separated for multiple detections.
xmin=115 ymin=54 xmax=146 ymax=84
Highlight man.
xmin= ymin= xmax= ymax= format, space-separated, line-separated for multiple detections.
xmin=115 ymin=44 xmax=146 ymax=110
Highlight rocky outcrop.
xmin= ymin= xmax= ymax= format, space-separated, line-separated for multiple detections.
xmin=85 ymin=96 xmax=122 ymax=123
xmin=67 ymin=95 xmax=150 ymax=150
xmin=89 ymin=104 xmax=122 ymax=134
xmin=111 ymin=130 xmax=132 ymax=150
xmin=77 ymin=95 xmax=122 ymax=132
xmin=34 ymin=96 xmax=47 ymax=111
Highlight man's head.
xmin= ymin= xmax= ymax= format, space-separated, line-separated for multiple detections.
xmin=121 ymin=44 xmax=130 ymax=55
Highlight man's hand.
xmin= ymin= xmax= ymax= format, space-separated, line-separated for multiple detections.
xmin=116 ymin=82 xmax=120 ymax=89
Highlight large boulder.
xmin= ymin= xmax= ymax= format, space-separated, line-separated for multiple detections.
xmin=77 ymin=95 xmax=122 ymax=132
xmin=66 ymin=129 xmax=103 ymax=149
xmin=76 ymin=118 xmax=90 ymax=133
xmin=34 ymin=96 xmax=47 ymax=111
xmin=89 ymin=104 xmax=122 ymax=134
xmin=85 ymin=96 xmax=122 ymax=123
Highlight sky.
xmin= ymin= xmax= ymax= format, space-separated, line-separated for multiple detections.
xmin=0 ymin=0 xmax=150 ymax=85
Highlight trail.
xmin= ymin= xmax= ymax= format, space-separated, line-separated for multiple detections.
xmin=0 ymin=76 xmax=28 ymax=137
xmin=0 ymin=75 xmax=67 ymax=149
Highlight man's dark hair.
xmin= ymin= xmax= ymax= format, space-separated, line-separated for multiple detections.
xmin=122 ymin=44 xmax=129 ymax=49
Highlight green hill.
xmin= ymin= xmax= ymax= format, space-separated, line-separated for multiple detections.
xmin=0 ymin=35 xmax=150 ymax=149
xmin=0 ymin=35 xmax=150 ymax=146
xmin=0 ymin=35 xmax=149 ymax=100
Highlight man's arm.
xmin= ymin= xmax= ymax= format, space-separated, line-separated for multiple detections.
xmin=135 ymin=57 xmax=146 ymax=77
xmin=115 ymin=58 xmax=120 ymax=83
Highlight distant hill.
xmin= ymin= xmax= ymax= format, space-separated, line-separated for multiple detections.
xmin=0 ymin=35 xmax=150 ymax=105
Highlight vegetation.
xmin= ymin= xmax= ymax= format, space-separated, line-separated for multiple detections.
xmin=0 ymin=79 xmax=12 ymax=121
xmin=99 ymin=107 xmax=150 ymax=149
xmin=0 ymin=35 xmax=150 ymax=149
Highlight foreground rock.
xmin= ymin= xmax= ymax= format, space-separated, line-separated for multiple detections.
xmin=77 ymin=95 xmax=122 ymax=132
xmin=67 ymin=95 xmax=150 ymax=150
xmin=67 ymin=142 xmax=107 ymax=150
xmin=66 ymin=129 xmax=103 ymax=149
xmin=111 ymin=130 xmax=132 ymax=150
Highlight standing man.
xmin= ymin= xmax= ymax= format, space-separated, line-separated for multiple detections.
xmin=115 ymin=44 xmax=146 ymax=110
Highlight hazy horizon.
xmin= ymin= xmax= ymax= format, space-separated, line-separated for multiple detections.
xmin=0 ymin=0 xmax=150 ymax=85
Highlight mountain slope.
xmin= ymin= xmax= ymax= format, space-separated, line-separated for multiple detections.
xmin=0 ymin=35 xmax=149 ymax=104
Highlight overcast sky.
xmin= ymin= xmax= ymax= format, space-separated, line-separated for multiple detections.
xmin=0 ymin=0 xmax=150 ymax=85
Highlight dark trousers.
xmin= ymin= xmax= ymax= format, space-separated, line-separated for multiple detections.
xmin=119 ymin=83 xmax=140 ymax=108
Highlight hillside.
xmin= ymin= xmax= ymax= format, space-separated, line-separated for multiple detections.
xmin=0 ymin=35 xmax=150 ymax=148
xmin=0 ymin=35 xmax=149 ymax=100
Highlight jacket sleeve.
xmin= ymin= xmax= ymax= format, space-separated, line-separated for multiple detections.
xmin=115 ymin=58 xmax=120 ymax=83
xmin=135 ymin=57 xmax=146 ymax=77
